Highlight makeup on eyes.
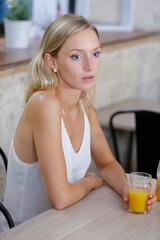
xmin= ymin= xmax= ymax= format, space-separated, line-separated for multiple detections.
xmin=70 ymin=48 xmax=101 ymax=61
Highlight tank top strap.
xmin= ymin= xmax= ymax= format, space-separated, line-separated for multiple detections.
xmin=25 ymin=91 xmax=46 ymax=110
xmin=13 ymin=92 xmax=47 ymax=137
xmin=80 ymin=99 xmax=85 ymax=113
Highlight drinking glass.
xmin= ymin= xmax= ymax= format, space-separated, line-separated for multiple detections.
xmin=128 ymin=172 xmax=152 ymax=214
xmin=155 ymin=161 xmax=160 ymax=201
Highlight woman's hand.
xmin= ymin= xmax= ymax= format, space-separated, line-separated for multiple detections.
xmin=122 ymin=185 xmax=129 ymax=203
xmin=122 ymin=185 xmax=157 ymax=211
xmin=147 ymin=188 xmax=157 ymax=211
xmin=85 ymin=172 xmax=103 ymax=190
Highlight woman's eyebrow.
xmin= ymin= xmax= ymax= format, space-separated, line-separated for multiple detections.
xmin=69 ymin=46 xmax=101 ymax=53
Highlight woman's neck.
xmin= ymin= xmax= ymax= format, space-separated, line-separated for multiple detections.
xmin=55 ymin=86 xmax=82 ymax=112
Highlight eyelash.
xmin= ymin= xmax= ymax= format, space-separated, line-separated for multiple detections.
xmin=71 ymin=51 xmax=100 ymax=60
xmin=92 ymin=51 xmax=100 ymax=57
xmin=71 ymin=55 xmax=81 ymax=60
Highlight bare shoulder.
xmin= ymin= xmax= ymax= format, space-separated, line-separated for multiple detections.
xmin=26 ymin=91 xmax=62 ymax=123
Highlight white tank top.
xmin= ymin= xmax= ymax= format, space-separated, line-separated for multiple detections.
xmin=0 ymin=92 xmax=91 ymax=232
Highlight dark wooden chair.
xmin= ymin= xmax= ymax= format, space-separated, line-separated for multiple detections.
xmin=0 ymin=147 xmax=8 ymax=171
xmin=110 ymin=110 xmax=160 ymax=178
xmin=0 ymin=147 xmax=14 ymax=229
xmin=0 ymin=203 xmax=14 ymax=229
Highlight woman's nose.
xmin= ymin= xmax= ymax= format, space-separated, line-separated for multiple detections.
xmin=84 ymin=56 xmax=94 ymax=71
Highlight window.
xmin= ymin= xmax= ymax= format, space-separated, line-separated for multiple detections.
xmin=74 ymin=0 xmax=135 ymax=32
xmin=32 ymin=0 xmax=71 ymax=36
xmin=32 ymin=0 xmax=135 ymax=37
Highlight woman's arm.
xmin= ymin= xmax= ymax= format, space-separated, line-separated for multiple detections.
xmin=89 ymin=107 xmax=128 ymax=196
xmin=89 ymin=107 xmax=157 ymax=209
xmin=30 ymin=94 xmax=102 ymax=209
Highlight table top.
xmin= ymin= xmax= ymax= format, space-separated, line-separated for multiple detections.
xmin=98 ymin=98 xmax=160 ymax=131
xmin=1 ymin=183 xmax=160 ymax=240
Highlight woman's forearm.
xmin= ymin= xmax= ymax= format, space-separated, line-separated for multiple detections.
xmin=99 ymin=161 xmax=128 ymax=197
xmin=50 ymin=173 xmax=103 ymax=210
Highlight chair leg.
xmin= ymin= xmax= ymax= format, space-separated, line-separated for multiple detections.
xmin=126 ymin=131 xmax=134 ymax=173
xmin=110 ymin=129 xmax=121 ymax=163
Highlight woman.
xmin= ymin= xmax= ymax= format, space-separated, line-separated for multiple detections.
xmin=0 ymin=14 xmax=156 ymax=232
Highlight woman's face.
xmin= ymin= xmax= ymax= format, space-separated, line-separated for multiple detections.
xmin=54 ymin=29 xmax=101 ymax=92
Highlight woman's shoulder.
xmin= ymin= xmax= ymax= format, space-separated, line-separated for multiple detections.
xmin=26 ymin=90 xmax=62 ymax=120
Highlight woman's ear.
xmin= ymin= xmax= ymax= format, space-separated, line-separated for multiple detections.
xmin=44 ymin=53 xmax=56 ymax=70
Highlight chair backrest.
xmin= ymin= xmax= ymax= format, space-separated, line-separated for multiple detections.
xmin=0 ymin=203 xmax=14 ymax=229
xmin=135 ymin=111 xmax=160 ymax=178
xmin=110 ymin=110 xmax=160 ymax=178
xmin=0 ymin=147 xmax=8 ymax=171
xmin=0 ymin=147 xmax=14 ymax=229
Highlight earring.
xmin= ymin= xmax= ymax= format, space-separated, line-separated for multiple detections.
xmin=53 ymin=68 xmax=57 ymax=73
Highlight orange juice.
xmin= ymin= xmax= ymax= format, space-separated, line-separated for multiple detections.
xmin=129 ymin=188 xmax=149 ymax=213
xmin=155 ymin=177 xmax=160 ymax=201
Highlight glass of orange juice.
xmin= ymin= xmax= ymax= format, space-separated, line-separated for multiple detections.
xmin=155 ymin=161 xmax=160 ymax=201
xmin=155 ymin=177 xmax=160 ymax=201
xmin=128 ymin=172 xmax=152 ymax=214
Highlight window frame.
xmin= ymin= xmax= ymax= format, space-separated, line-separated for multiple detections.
xmin=75 ymin=0 xmax=135 ymax=32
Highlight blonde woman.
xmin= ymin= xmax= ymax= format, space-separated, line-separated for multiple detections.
xmin=0 ymin=14 xmax=156 ymax=232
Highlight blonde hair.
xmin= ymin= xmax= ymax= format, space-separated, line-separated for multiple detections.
xmin=25 ymin=14 xmax=99 ymax=105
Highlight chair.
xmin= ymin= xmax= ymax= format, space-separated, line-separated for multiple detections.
xmin=109 ymin=110 xmax=160 ymax=178
xmin=0 ymin=147 xmax=14 ymax=229
xmin=0 ymin=203 xmax=14 ymax=229
xmin=0 ymin=147 xmax=8 ymax=171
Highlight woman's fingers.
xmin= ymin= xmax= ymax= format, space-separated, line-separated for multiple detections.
xmin=122 ymin=185 xmax=129 ymax=202
xmin=147 ymin=188 xmax=157 ymax=211
xmin=85 ymin=172 xmax=103 ymax=189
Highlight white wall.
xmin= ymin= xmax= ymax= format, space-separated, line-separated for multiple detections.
xmin=89 ymin=0 xmax=120 ymax=25
xmin=134 ymin=0 xmax=160 ymax=31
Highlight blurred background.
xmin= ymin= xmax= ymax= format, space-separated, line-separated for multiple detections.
xmin=1 ymin=0 xmax=160 ymax=36
xmin=0 ymin=0 xmax=160 ymax=199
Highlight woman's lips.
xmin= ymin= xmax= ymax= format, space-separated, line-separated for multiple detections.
xmin=82 ymin=75 xmax=95 ymax=82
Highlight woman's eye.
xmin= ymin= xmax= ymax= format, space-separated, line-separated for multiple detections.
xmin=93 ymin=51 xmax=100 ymax=57
xmin=71 ymin=55 xmax=81 ymax=60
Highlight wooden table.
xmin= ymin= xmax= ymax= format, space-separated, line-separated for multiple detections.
xmin=98 ymin=98 xmax=160 ymax=131
xmin=1 ymin=184 xmax=160 ymax=240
